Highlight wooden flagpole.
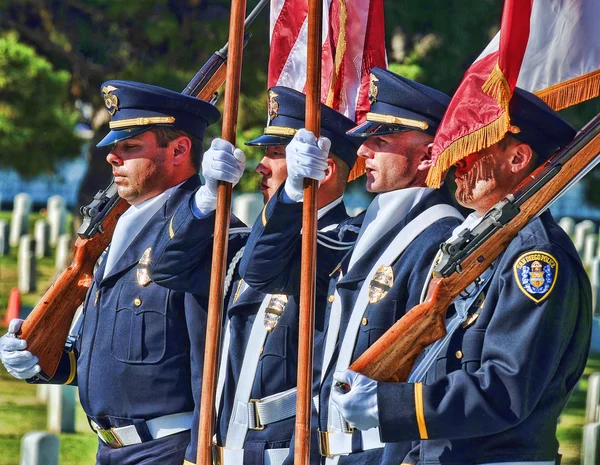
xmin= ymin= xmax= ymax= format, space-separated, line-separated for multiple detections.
xmin=294 ymin=0 xmax=322 ymax=462
xmin=195 ymin=0 xmax=247 ymax=462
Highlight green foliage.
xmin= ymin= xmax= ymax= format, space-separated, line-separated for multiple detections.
xmin=1 ymin=0 xmax=599 ymax=204
xmin=0 ymin=32 xmax=81 ymax=177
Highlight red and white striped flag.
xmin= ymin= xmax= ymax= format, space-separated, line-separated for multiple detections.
xmin=427 ymin=0 xmax=600 ymax=188
xmin=268 ymin=0 xmax=387 ymax=126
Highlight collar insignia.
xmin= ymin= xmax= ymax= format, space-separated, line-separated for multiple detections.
xmin=102 ymin=85 xmax=119 ymax=115
xmin=136 ymin=247 xmax=152 ymax=287
xmin=513 ymin=251 xmax=558 ymax=303
xmin=264 ymin=294 xmax=288 ymax=331
xmin=268 ymin=90 xmax=279 ymax=121
xmin=368 ymin=264 xmax=393 ymax=303
xmin=368 ymin=74 xmax=379 ymax=105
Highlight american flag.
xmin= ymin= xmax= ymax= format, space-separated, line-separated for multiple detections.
xmin=268 ymin=0 xmax=387 ymax=128
xmin=428 ymin=0 xmax=600 ymax=188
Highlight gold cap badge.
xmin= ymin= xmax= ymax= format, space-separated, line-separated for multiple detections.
xmin=136 ymin=247 xmax=152 ymax=287
xmin=368 ymin=264 xmax=394 ymax=303
xmin=102 ymin=85 xmax=119 ymax=116
xmin=368 ymin=73 xmax=379 ymax=105
xmin=264 ymin=294 xmax=288 ymax=331
xmin=268 ymin=90 xmax=279 ymax=121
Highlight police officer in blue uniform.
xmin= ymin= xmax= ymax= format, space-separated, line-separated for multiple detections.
xmin=240 ymin=68 xmax=465 ymax=464
xmin=332 ymin=88 xmax=592 ymax=465
xmin=0 ymin=80 xmax=247 ymax=465
xmin=146 ymin=86 xmax=363 ymax=465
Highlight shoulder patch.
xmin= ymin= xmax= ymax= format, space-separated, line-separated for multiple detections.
xmin=513 ymin=250 xmax=558 ymax=303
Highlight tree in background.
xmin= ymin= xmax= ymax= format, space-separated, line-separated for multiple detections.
xmin=0 ymin=32 xmax=81 ymax=177
xmin=1 ymin=0 xmax=599 ymax=206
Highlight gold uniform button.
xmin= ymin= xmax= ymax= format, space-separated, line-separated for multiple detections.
xmin=328 ymin=295 xmax=335 ymax=303
xmin=455 ymin=350 xmax=463 ymax=359
xmin=361 ymin=317 xmax=368 ymax=326
xmin=134 ymin=298 xmax=142 ymax=307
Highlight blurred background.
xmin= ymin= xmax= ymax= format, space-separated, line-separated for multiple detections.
xmin=1 ymin=0 xmax=600 ymax=464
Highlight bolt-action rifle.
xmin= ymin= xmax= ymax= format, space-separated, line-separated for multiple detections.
xmin=349 ymin=112 xmax=600 ymax=383
xmin=18 ymin=0 xmax=268 ymax=381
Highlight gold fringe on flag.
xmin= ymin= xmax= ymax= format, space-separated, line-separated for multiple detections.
xmin=347 ymin=156 xmax=365 ymax=182
xmin=426 ymin=62 xmax=512 ymax=188
xmin=326 ymin=0 xmax=348 ymax=108
xmin=425 ymin=111 xmax=510 ymax=188
xmin=535 ymin=68 xmax=600 ymax=111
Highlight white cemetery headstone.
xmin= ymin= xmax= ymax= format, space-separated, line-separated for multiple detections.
xmin=19 ymin=431 xmax=59 ymax=465
xmin=582 ymin=422 xmax=600 ymax=465
xmin=47 ymin=385 xmax=76 ymax=434
xmin=574 ymin=220 xmax=596 ymax=255
xmin=55 ymin=234 xmax=71 ymax=272
xmin=9 ymin=193 xmax=32 ymax=248
xmin=18 ymin=235 xmax=37 ymax=293
xmin=34 ymin=220 xmax=49 ymax=259
xmin=47 ymin=196 xmax=66 ymax=247
xmin=586 ymin=373 xmax=600 ymax=423
xmin=591 ymin=259 xmax=600 ymax=315
xmin=232 ymin=193 xmax=264 ymax=225
xmin=585 ymin=235 xmax=599 ymax=268
xmin=558 ymin=216 xmax=575 ymax=237
xmin=47 ymin=195 xmax=65 ymax=215
xmin=0 ymin=220 xmax=9 ymax=256
xmin=36 ymin=384 xmax=49 ymax=402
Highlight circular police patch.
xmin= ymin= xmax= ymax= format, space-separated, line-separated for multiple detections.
xmin=513 ymin=251 xmax=558 ymax=303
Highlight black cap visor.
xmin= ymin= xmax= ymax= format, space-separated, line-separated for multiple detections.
xmin=347 ymin=120 xmax=414 ymax=138
xmin=245 ymin=133 xmax=293 ymax=147
xmin=97 ymin=126 xmax=154 ymax=147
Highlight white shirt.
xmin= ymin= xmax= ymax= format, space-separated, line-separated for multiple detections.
xmin=102 ymin=183 xmax=181 ymax=278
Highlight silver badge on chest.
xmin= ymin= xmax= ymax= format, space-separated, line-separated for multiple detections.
xmin=264 ymin=294 xmax=288 ymax=331
xmin=136 ymin=247 xmax=152 ymax=287
xmin=368 ymin=265 xmax=394 ymax=304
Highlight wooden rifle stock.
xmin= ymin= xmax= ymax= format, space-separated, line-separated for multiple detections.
xmin=349 ymin=114 xmax=600 ymax=383
xmin=19 ymin=199 xmax=129 ymax=379
xmin=17 ymin=23 xmax=259 ymax=379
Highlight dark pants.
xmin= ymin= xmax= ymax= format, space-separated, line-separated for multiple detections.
xmin=96 ymin=430 xmax=190 ymax=465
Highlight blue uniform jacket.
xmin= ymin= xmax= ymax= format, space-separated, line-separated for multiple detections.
xmin=216 ymin=198 xmax=350 ymax=464
xmin=376 ymin=211 xmax=592 ymax=464
xmin=241 ymin=186 xmax=462 ymax=465
xmin=40 ymin=176 xmax=247 ymax=464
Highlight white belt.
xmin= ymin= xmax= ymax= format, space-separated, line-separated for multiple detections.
xmin=247 ymin=388 xmax=321 ymax=430
xmin=248 ymin=387 xmax=297 ymax=430
xmin=319 ymin=427 xmax=383 ymax=458
xmin=215 ymin=446 xmax=290 ymax=465
xmin=92 ymin=411 xmax=193 ymax=448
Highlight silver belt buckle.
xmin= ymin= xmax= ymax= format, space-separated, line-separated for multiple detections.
xmin=97 ymin=427 xmax=123 ymax=448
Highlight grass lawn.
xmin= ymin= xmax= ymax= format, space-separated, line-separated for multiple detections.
xmin=0 ymin=361 xmax=97 ymax=465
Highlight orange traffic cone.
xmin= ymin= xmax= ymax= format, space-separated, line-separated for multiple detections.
xmin=4 ymin=287 xmax=21 ymax=326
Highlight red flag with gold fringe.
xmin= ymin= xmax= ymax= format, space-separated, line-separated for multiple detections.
xmin=428 ymin=0 xmax=600 ymax=188
xmin=268 ymin=0 xmax=387 ymax=181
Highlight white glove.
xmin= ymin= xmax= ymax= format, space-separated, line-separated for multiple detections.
xmin=331 ymin=369 xmax=379 ymax=431
xmin=283 ymin=129 xmax=330 ymax=202
xmin=195 ymin=138 xmax=246 ymax=217
xmin=0 ymin=319 xmax=41 ymax=380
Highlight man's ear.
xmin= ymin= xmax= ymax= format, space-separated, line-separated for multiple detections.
xmin=508 ymin=142 xmax=533 ymax=173
xmin=321 ymin=157 xmax=336 ymax=186
xmin=417 ymin=143 xmax=434 ymax=172
xmin=171 ymin=136 xmax=192 ymax=166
